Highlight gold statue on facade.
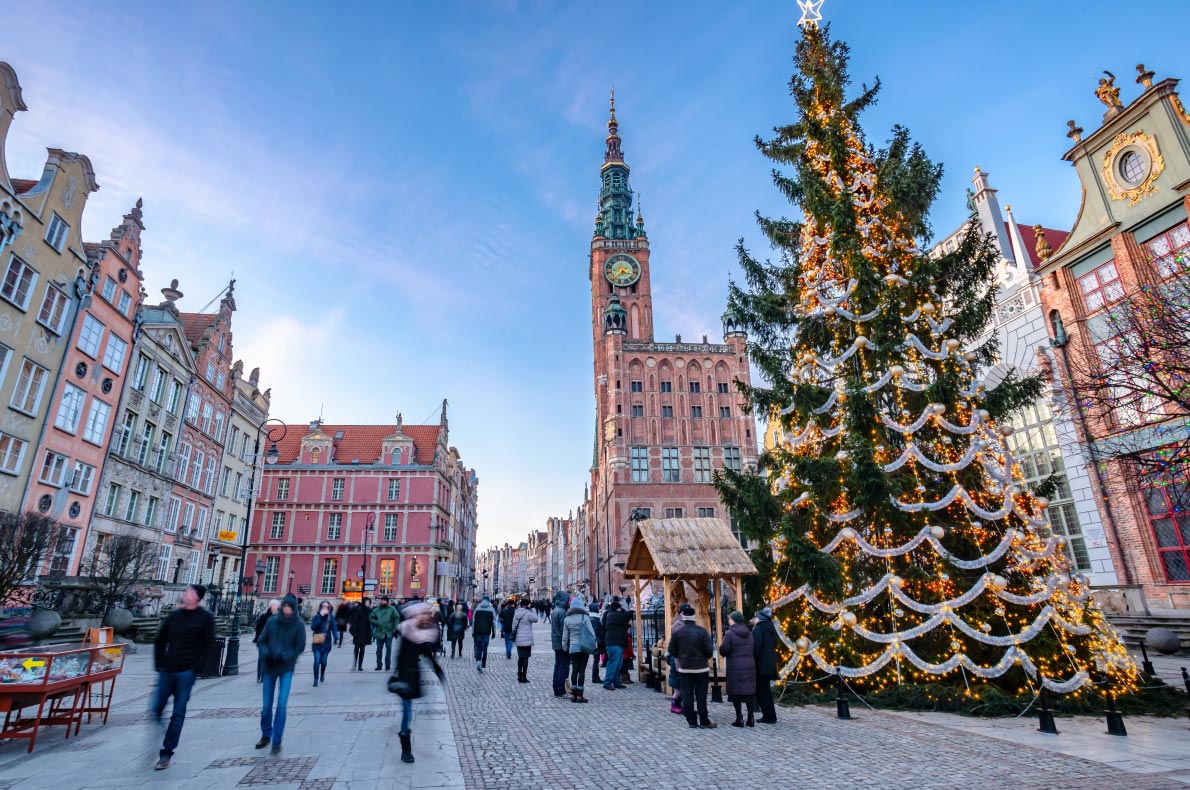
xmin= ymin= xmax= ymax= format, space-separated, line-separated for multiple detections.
xmin=1096 ymin=71 xmax=1124 ymax=111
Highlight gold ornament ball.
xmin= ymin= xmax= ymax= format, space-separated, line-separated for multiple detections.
xmin=990 ymin=574 xmax=1008 ymax=590
xmin=929 ymin=525 xmax=946 ymax=540
xmin=795 ymin=637 xmax=811 ymax=653
xmin=854 ymin=335 xmax=868 ymax=348
xmin=1000 ymin=425 xmax=1014 ymax=437
xmin=824 ymin=305 xmax=837 ymax=317
xmin=839 ymin=527 xmax=857 ymax=540
xmin=964 ymin=351 xmax=977 ymax=362
xmin=1035 ymin=496 xmax=1050 ymax=509
xmin=931 ymin=403 xmax=946 ymax=415
xmin=889 ymin=364 xmax=905 ymax=377
xmin=945 ymin=338 xmax=961 ymax=350
xmin=921 ymin=302 xmax=936 ymax=314
xmin=835 ymin=450 xmax=850 ymax=461
xmin=841 ymin=611 xmax=857 ymax=627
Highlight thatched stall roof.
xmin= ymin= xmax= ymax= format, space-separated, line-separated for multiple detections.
xmin=624 ymin=518 xmax=758 ymax=578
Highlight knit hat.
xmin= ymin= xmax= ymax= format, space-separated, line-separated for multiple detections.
xmin=729 ymin=610 xmax=745 ymax=623
xmin=570 ymin=593 xmax=586 ymax=609
xmin=757 ymin=606 xmax=773 ymax=620
xmin=589 ymin=602 xmax=600 ymax=614
xmin=679 ymin=603 xmax=696 ymax=620
xmin=482 ymin=595 xmax=490 ymax=602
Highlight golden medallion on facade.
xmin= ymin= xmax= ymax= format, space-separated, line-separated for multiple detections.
xmin=1101 ymin=130 xmax=1163 ymax=206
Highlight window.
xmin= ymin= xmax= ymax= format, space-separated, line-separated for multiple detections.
xmin=124 ymin=490 xmax=141 ymax=522
xmin=387 ymin=479 xmax=400 ymax=501
xmin=1120 ymin=151 xmax=1146 ymax=183
xmin=0 ymin=432 xmax=24 ymax=474
xmin=101 ymin=334 xmax=127 ymax=373
xmin=1077 ymin=261 xmax=1124 ymax=312
xmin=156 ymin=432 xmax=172 ymax=473
xmin=697 ymin=507 xmax=717 ymax=518
xmin=118 ymin=291 xmax=132 ymax=316
xmin=103 ymin=483 xmax=123 ymax=517
xmin=213 ymin=412 xmax=225 ymax=442
xmin=117 ymin=411 xmax=136 ymax=456
xmin=185 ymin=393 xmax=200 ymax=424
xmin=724 ymin=446 xmax=742 ymax=473
xmin=175 ymin=442 xmax=191 ymax=482
xmin=49 ymin=528 xmax=76 ymax=575
xmin=39 ymin=451 xmax=68 ymax=486
xmin=693 ymin=447 xmax=712 ymax=482
xmin=82 ymin=399 xmax=111 ymax=445
xmin=263 ymin=557 xmax=280 ymax=592
xmin=68 ymin=461 xmax=94 ymax=495
xmin=77 ymin=314 xmax=105 ymax=358
xmin=384 ymin=513 xmax=398 ymax=541
xmin=630 ymin=380 xmax=643 ymax=392
xmin=156 ymin=544 xmax=172 ymax=581
xmin=131 ymin=355 xmax=150 ymax=392
xmin=37 ymin=286 xmax=68 ymax=333
xmin=233 ymin=472 xmax=243 ymax=500
xmin=662 ymin=447 xmax=680 ymax=483
xmin=270 ymin=512 xmax=286 ymax=540
xmin=213 ymin=510 xmax=224 ymax=534
xmin=1 ymin=255 xmax=37 ymax=309
xmin=331 ymin=478 xmax=344 ymax=501
xmin=631 ymin=447 xmax=649 ymax=482
xmin=165 ymin=497 xmax=181 ymax=533
xmin=1143 ymin=222 xmax=1190 ymax=278
xmin=631 ymin=404 xmax=644 ymax=417
xmin=327 ymin=513 xmax=342 ymax=541
xmin=101 ymin=276 xmax=117 ymax=302
xmin=204 ymin=457 xmax=217 ymax=495
xmin=1143 ymin=484 xmax=1190 ymax=582
xmin=690 ymin=405 xmax=703 ymax=418
xmin=179 ymin=502 xmax=194 ymax=535
xmin=717 ymin=382 xmax=730 ymax=394
xmin=44 ymin=212 xmax=69 ymax=251
xmin=661 ymin=405 xmax=673 ymax=418
xmin=145 ymin=497 xmax=159 ymax=527
xmin=660 ymin=381 xmax=672 ymax=393
xmin=149 ymin=368 xmax=166 ymax=403
xmin=276 ymin=478 xmax=290 ymax=500
xmin=379 ymin=559 xmax=394 ymax=595
xmin=136 ymin=422 xmax=155 ymax=466
xmin=194 ymin=509 xmax=207 ymax=539
xmin=321 ymin=558 xmax=338 ymax=595
xmin=720 ymin=406 xmax=732 ymax=419
xmin=664 ymin=507 xmax=684 ymax=518
xmin=216 ymin=372 xmax=225 ymax=390
xmin=634 ymin=507 xmax=651 ymax=519
xmin=55 ymin=383 xmax=86 ymax=433
xmin=205 ymin=361 xmax=215 ymax=383
xmin=10 ymin=359 xmax=48 ymax=414
xmin=689 ymin=381 xmax=701 ymax=393
xmin=201 ymin=403 xmax=213 ymax=433
xmin=167 ymin=379 xmax=182 ymax=413
xmin=190 ymin=450 xmax=205 ymax=489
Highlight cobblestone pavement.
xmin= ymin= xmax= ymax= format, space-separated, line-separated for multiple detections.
xmin=444 ymin=622 xmax=1190 ymax=790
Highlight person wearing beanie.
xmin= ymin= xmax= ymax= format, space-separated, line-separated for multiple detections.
xmin=349 ymin=598 xmax=373 ymax=671
xmin=720 ymin=611 xmax=757 ymax=727
xmin=391 ymin=600 xmax=446 ymax=764
xmin=601 ymin=598 xmax=632 ymax=691
xmin=471 ymin=596 xmax=497 ymax=672
xmin=512 ymin=598 xmax=539 ymax=683
xmin=309 ymin=600 xmax=338 ymax=687
xmin=548 ymin=590 xmax=572 ymax=698
xmin=666 ymin=603 xmax=716 ymax=729
xmin=498 ymin=599 xmax=517 ymax=660
xmin=447 ymin=603 xmax=469 ymax=658
xmin=150 ymin=584 xmax=214 ymax=771
xmin=587 ymin=602 xmax=606 ymax=686
xmin=256 ymin=594 xmax=306 ymax=754
xmin=561 ymin=594 xmax=594 ymax=703
xmin=752 ymin=606 xmax=779 ymax=724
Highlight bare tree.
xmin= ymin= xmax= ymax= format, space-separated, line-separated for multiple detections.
xmin=89 ymin=534 xmax=156 ymax=621
xmin=0 ymin=512 xmax=66 ymax=607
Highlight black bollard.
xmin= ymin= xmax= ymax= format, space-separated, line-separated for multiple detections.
xmin=1101 ymin=672 xmax=1127 ymax=736
xmin=1181 ymin=667 xmax=1190 ymax=720
xmin=1037 ymin=687 xmax=1059 ymax=734
xmin=835 ymin=669 xmax=851 ymax=720
xmin=1139 ymin=640 xmax=1156 ymax=677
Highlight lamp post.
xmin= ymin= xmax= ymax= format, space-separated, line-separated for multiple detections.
xmin=288 ymin=570 xmax=295 ymax=595
xmin=528 ymin=576 xmax=535 ymax=597
xmin=222 ymin=418 xmax=286 ymax=677
xmin=482 ymin=570 xmax=489 ymax=596
xmin=362 ymin=515 xmax=376 ymax=583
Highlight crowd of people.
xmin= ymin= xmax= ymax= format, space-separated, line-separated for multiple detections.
xmin=147 ymin=585 xmax=778 ymax=772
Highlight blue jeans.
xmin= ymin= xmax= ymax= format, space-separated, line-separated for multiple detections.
xmin=375 ymin=635 xmax=393 ymax=669
xmin=552 ymin=649 xmax=571 ymax=696
xmin=473 ymin=635 xmax=490 ymax=666
xmin=260 ymin=671 xmax=293 ymax=744
xmin=312 ymin=647 xmax=330 ymax=681
xmin=503 ymin=633 xmax=514 ymax=658
xmin=400 ymin=697 xmax=412 ymax=733
xmin=151 ymin=669 xmax=195 ymax=758
xmin=603 ymin=646 xmax=624 ymax=689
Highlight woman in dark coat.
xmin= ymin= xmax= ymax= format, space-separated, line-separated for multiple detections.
xmin=309 ymin=600 xmax=338 ymax=686
xmin=253 ymin=599 xmax=280 ymax=682
xmin=751 ymin=606 xmax=779 ymax=724
xmin=718 ymin=610 xmax=757 ymax=727
xmin=334 ymin=603 xmax=351 ymax=647
xmin=390 ymin=601 xmax=444 ymax=765
xmin=349 ymin=599 xmax=373 ymax=671
xmin=446 ymin=604 xmax=469 ymax=658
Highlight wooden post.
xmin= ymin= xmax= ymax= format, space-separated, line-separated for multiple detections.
xmin=663 ymin=575 xmax=672 ymax=648
xmin=734 ymin=577 xmax=744 ymax=618
xmin=633 ymin=577 xmax=644 ymax=681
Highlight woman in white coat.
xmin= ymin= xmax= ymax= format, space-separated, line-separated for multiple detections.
xmin=511 ymin=598 xmax=539 ymax=684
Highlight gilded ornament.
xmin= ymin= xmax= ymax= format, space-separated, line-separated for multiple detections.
xmin=1171 ymin=94 xmax=1190 ymax=126
xmin=1094 ymin=71 xmax=1124 ymax=112
xmin=1101 ymin=131 xmax=1163 ymax=206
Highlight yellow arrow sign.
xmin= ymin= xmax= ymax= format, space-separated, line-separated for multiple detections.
xmin=22 ymin=658 xmax=45 ymax=671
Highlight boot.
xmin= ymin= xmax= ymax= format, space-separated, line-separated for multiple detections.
xmin=746 ymin=710 xmax=755 ymax=727
xmin=731 ymin=702 xmax=744 ymax=727
xmin=399 ymin=731 xmax=414 ymax=764
xmin=572 ymin=687 xmax=588 ymax=703
xmin=321 ymin=666 xmax=326 ymax=683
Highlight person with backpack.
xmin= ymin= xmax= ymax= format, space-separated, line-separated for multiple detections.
xmin=498 ymin=599 xmax=516 ymax=659
xmin=562 ymin=594 xmax=597 ymax=703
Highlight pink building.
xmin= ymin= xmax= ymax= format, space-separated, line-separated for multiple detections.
xmin=246 ymin=410 xmax=478 ymax=605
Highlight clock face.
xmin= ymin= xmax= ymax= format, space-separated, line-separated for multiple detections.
xmin=604 ymin=253 xmax=641 ymax=287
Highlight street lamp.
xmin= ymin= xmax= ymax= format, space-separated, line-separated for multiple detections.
xmin=223 ymin=418 xmax=287 ymax=677
xmin=482 ymin=570 xmax=489 ymax=595
xmin=362 ymin=515 xmax=376 ymax=581
xmin=288 ymin=570 xmax=295 ymax=594
xmin=528 ymin=576 xmax=535 ymax=597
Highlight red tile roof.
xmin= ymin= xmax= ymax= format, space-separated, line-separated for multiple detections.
xmin=10 ymin=179 xmax=37 ymax=194
xmin=1007 ymin=222 xmax=1069 ymax=270
xmin=268 ymin=423 xmax=442 ymax=466
xmin=178 ymin=312 xmax=217 ymax=346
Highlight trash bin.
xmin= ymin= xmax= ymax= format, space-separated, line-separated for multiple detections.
xmin=198 ymin=636 xmax=227 ymax=678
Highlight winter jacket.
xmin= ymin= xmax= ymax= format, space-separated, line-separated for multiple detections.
xmin=472 ymin=601 xmax=497 ymax=638
xmin=349 ymin=604 xmax=373 ymax=646
xmin=154 ymin=606 xmax=215 ymax=673
xmin=561 ymin=607 xmax=592 ymax=654
xmin=252 ymin=610 xmax=273 ymax=643
xmin=512 ymin=606 xmax=539 ymax=647
xmin=549 ymin=591 xmax=570 ymax=650
xmin=718 ymin=621 xmax=757 ymax=697
xmin=447 ymin=612 xmax=469 ymax=640
xmin=497 ymin=605 xmax=515 ymax=636
xmin=310 ymin=611 xmax=338 ymax=653
xmin=258 ymin=596 xmax=306 ymax=675
xmin=334 ymin=603 xmax=351 ymax=631
xmin=393 ymin=636 xmax=435 ymax=699
xmin=752 ymin=616 xmax=779 ymax=677
xmin=370 ymin=603 xmax=400 ymax=639
xmin=589 ymin=610 xmax=606 ymax=651
xmin=667 ymin=619 xmax=713 ymax=673
xmin=603 ymin=608 xmax=632 ymax=649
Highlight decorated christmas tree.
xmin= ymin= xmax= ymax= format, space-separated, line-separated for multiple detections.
xmin=717 ymin=11 xmax=1137 ymax=703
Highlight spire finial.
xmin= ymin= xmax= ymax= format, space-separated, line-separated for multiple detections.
xmin=608 ymin=87 xmax=618 ymax=134
xmin=636 ymin=194 xmax=644 ymax=226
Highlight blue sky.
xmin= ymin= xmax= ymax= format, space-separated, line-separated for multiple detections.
xmin=4 ymin=1 xmax=1189 ymax=549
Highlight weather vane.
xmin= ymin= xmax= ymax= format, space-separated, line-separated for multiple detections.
xmin=798 ymin=0 xmax=824 ymax=28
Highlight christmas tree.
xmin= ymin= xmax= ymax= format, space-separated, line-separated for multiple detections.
xmin=717 ymin=14 xmax=1137 ymax=702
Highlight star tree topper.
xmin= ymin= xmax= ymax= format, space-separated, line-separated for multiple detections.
xmin=798 ymin=0 xmax=824 ymax=28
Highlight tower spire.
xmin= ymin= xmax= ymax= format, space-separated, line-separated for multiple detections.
xmin=596 ymin=90 xmax=639 ymax=240
xmin=604 ymin=87 xmax=625 ymax=168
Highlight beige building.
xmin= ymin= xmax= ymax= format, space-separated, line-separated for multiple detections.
xmin=0 ymin=62 xmax=100 ymax=515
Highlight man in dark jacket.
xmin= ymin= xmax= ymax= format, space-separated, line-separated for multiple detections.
xmin=349 ymin=598 xmax=372 ymax=670
xmin=151 ymin=584 xmax=215 ymax=770
xmin=498 ymin=599 xmax=516 ymax=659
xmin=256 ymin=594 xmax=306 ymax=754
xmin=588 ymin=602 xmax=605 ymax=685
xmin=601 ymin=600 xmax=631 ymax=690
xmin=549 ymin=590 xmax=571 ymax=698
xmin=752 ymin=606 xmax=779 ymax=724
xmin=471 ymin=595 xmax=497 ymax=671
xmin=667 ymin=603 xmax=716 ymax=729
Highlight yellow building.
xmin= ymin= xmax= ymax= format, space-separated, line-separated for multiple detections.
xmin=0 ymin=62 xmax=100 ymax=513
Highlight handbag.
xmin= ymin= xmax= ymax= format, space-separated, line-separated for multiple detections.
xmin=579 ymin=617 xmax=598 ymax=655
xmin=312 ymin=632 xmax=326 ymax=645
